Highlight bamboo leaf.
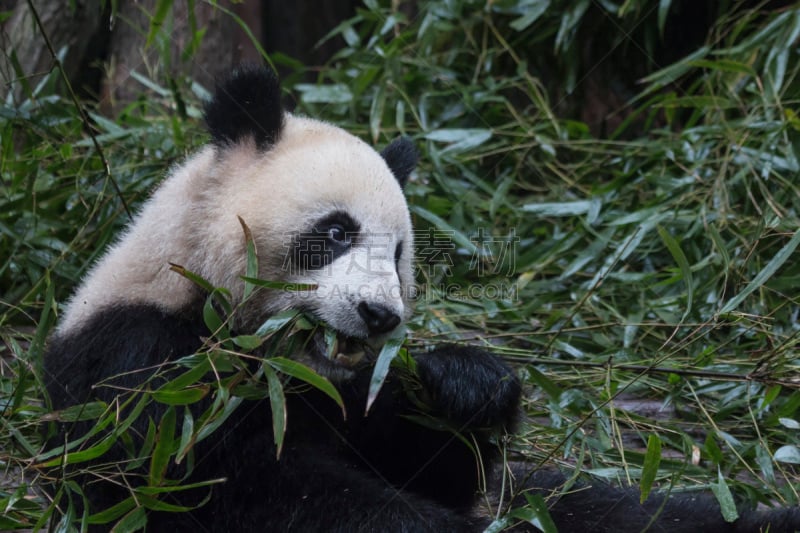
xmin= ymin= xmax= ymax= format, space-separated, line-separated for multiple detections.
xmin=657 ymin=225 xmax=694 ymax=321
xmin=265 ymin=357 xmax=345 ymax=416
xmin=232 ymin=335 xmax=263 ymax=350
xmin=195 ymin=396 xmax=243 ymax=443
xmin=521 ymin=200 xmax=594 ymax=217
xmin=145 ymin=0 xmax=174 ymax=47
xmin=254 ymin=309 xmax=300 ymax=337
xmin=366 ymin=328 xmax=406 ymax=415
xmin=169 ymin=263 xmax=215 ymax=294
xmin=720 ymin=229 xmax=800 ymax=314
xmin=710 ymin=468 xmax=739 ymax=523
xmin=508 ymin=1 xmax=550 ymax=31
xmin=87 ymin=497 xmax=136 ymax=525
xmin=264 ymin=365 xmax=287 ymax=458
xmin=202 ymin=290 xmax=229 ymax=341
xmin=39 ymin=434 xmax=116 ymax=468
xmin=640 ymin=434 xmax=662 ymax=503
xmin=369 ymin=84 xmax=385 ymax=143
xmin=157 ymin=359 xmax=211 ymax=391
xmin=774 ymin=445 xmax=800 ymax=464
xmin=53 ymin=402 xmax=108 ymax=422
xmin=175 ymin=409 xmax=195 ymax=464
xmin=484 ymin=492 xmax=558 ymax=533
xmin=657 ymin=0 xmax=671 ymax=36
xmin=296 ymin=83 xmax=353 ymax=104
xmin=238 ymin=216 xmax=259 ymax=301
xmin=110 ymin=505 xmax=147 ymax=532
xmin=151 ymin=386 xmax=209 ymax=406
xmin=240 ymin=277 xmax=318 ymax=292
xmin=409 ymin=205 xmax=479 ymax=254
xmin=425 ymin=128 xmax=493 ymax=154
xmin=149 ymin=406 xmax=177 ymax=486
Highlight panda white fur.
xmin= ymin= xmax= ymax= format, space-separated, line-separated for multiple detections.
xmin=44 ymin=66 xmax=799 ymax=532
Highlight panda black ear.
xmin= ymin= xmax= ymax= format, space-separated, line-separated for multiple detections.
xmin=380 ymin=137 xmax=417 ymax=189
xmin=204 ymin=64 xmax=285 ymax=151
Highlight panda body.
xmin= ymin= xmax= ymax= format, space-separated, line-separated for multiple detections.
xmin=44 ymin=67 xmax=800 ymax=532
xmin=45 ymin=66 xmax=520 ymax=531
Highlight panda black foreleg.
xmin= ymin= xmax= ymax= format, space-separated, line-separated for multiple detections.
xmin=501 ymin=467 xmax=800 ymax=533
xmin=342 ymin=345 xmax=520 ymax=512
xmin=414 ymin=345 xmax=522 ymax=431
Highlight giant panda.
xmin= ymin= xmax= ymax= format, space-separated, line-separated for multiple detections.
xmin=43 ymin=66 xmax=800 ymax=532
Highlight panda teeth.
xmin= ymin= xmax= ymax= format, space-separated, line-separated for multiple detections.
xmin=321 ymin=332 xmax=365 ymax=365
xmin=335 ymin=351 xmax=365 ymax=367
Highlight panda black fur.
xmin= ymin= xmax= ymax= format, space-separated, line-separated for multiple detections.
xmin=44 ymin=66 xmax=799 ymax=532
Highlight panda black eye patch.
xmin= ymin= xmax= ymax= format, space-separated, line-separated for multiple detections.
xmin=290 ymin=211 xmax=360 ymax=271
xmin=394 ymin=241 xmax=403 ymax=271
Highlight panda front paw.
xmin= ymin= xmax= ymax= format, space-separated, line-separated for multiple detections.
xmin=415 ymin=346 xmax=520 ymax=430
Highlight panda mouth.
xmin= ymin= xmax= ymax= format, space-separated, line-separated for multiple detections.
xmin=310 ymin=328 xmax=371 ymax=368
xmin=328 ymin=334 xmax=369 ymax=367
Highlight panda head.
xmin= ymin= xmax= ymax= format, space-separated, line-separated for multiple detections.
xmin=198 ymin=66 xmax=417 ymax=362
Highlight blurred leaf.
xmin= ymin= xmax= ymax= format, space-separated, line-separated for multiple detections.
xmin=720 ymin=229 xmax=800 ymax=314
xmin=657 ymin=225 xmax=693 ymax=321
xmin=232 ymin=335 xmax=263 ymax=350
xmin=110 ymin=506 xmax=147 ymax=532
xmin=640 ymin=434 xmax=662 ymax=503
xmin=521 ymin=200 xmax=594 ymax=217
xmin=39 ymin=435 xmax=116 ymax=468
xmin=425 ymin=128 xmax=492 ymax=153
xmin=658 ymin=0 xmax=671 ymax=36
xmin=555 ymin=0 xmax=590 ymax=55
xmin=638 ymin=46 xmax=710 ymax=95
xmin=53 ymin=402 xmax=108 ymax=422
xmin=151 ymin=387 xmax=208 ymax=406
xmin=240 ymin=277 xmax=318 ymax=292
xmin=370 ymin=85 xmax=385 ymax=143
xmin=366 ymin=328 xmax=406 ymax=415
xmin=145 ymin=0 xmax=174 ymax=47
xmin=239 ymin=216 xmax=259 ymax=301
xmin=296 ymin=83 xmax=353 ymax=104
xmin=506 ymin=1 xmax=550 ymax=31
xmin=86 ymin=497 xmax=136 ymax=525
xmin=254 ymin=309 xmax=300 ymax=337
xmin=774 ymin=445 xmax=800 ymax=464
xmin=485 ymin=492 xmax=558 ymax=533
xmin=710 ymin=468 xmax=739 ymax=523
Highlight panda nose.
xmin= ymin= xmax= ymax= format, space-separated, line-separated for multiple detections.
xmin=358 ymin=302 xmax=401 ymax=334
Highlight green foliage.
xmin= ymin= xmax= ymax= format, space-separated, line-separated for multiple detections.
xmin=1 ymin=0 xmax=799 ymax=530
xmin=0 ymin=54 xmax=208 ymax=532
xmin=302 ymin=0 xmax=800 ymax=523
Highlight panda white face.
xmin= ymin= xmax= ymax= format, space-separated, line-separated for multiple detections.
xmin=58 ymin=67 xmax=416 ymax=374
xmin=200 ymin=115 xmax=414 ymax=359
